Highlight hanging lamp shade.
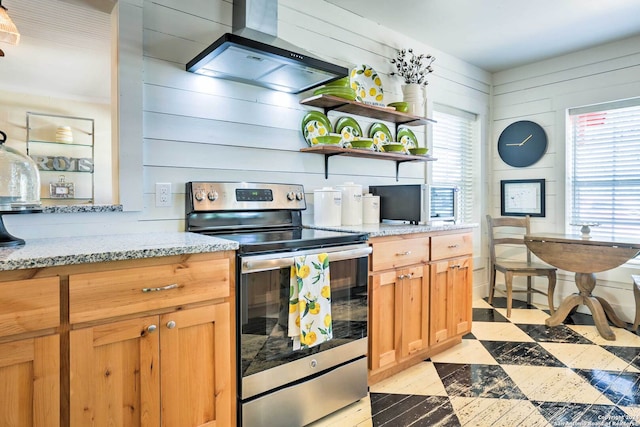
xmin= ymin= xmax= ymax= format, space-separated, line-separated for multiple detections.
xmin=0 ymin=1 xmax=20 ymax=45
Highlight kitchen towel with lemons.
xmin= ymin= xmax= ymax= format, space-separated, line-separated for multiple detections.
xmin=288 ymin=253 xmax=332 ymax=350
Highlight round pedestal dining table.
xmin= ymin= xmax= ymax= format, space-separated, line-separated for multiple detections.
xmin=524 ymin=233 xmax=640 ymax=341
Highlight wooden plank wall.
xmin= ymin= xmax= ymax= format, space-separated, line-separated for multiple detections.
xmin=489 ymin=35 xmax=640 ymax=321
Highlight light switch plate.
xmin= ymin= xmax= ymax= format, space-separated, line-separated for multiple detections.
xmin=155 ymin=183 xmax=171 ymax=207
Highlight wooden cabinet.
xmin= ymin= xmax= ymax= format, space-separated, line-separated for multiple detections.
xmin=0 ymin=277 xmax=60 ymax=427
xmin=0 ymin=250 xmax=235 ymax=427
xmin=430 ymin=233 xmax=473 ymax=346
xmin=68 ymin=255 xmax=233 ymax=427
xmin=368 ymin=230 xmax=473 ymax=383
xmin=369 ymin=235 xmax=430 ymax=380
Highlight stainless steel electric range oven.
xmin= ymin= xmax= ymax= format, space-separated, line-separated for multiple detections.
xmin=185 ymin=182 xmax=371 ymax=427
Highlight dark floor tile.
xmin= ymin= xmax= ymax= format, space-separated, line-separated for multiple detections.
xmin=515 ymin=323 xmax=594 ymax=344
xmin=534 ymin=401 xmax=640 ymax=427
xmin=472 ymin=308 xmax=509 ymax=322
xmin=603 ymin=346 xmax=640 ymax=370
xmin=574 ymin=369 xmax=640 ymax=407
xmin=481 ymin=340 xmax=566 ymax=367
xmin=461 ymin=331 xmax=476 ymax=340
xmin=560 ymin=310 xmax=598 ymax=326
xmin=370 ymin=394 xmax=460 ymax=427
xmin=434 ymin=363 xmax=527 ymax=399
xmin=484 ymin=296 xmax=536 ymax=310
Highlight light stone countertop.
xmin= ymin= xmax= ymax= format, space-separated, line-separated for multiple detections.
xmin=0 ymin=232 xmax=239 ymax=271
xmin=305 ymin=222 xmax=477 ymax=238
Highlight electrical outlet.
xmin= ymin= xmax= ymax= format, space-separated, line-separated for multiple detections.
xmin=155 ymin=183 xmax=172 ymax=207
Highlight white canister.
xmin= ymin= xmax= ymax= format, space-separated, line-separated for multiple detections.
xmin=362 ymin=193 xmax=380 ymax=224
xmin=313 ymin=187 xmax=342 ymax=226
xmin=336 ymin=182 xmax=363 ymax=226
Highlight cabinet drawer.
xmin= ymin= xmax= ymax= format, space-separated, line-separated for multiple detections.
xmin=370 ymin=237 xmax=430 ymax=271
xmin=69 ymin=258 xmax=230 ymax=324
xmin=0 ymin=277 xmax=60 ymax=338
xmin=431 ymin=233 xmax=473 ymax=260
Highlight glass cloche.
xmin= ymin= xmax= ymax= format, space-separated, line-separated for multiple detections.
xmin=0 ymin=131 xmax=41 ymax=210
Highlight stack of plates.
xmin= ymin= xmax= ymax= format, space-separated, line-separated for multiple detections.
xmin=55 ymin=126 xmax=73 ymax=143
xmin=313 ymin=77 xmax=356 ymax=101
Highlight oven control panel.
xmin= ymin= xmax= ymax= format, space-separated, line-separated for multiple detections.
xmin=187 ymin=182 xmax=306 ymax=211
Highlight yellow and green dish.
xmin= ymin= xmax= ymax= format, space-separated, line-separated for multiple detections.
xmin=324 ymin=77 xmax=350 ymax=87
xmin=350 ymin=64 xmax=384 ymax=106
xmin=335 ymin=116 xmax=362 ymax=147
xmin=301 ymin=111 xmax=332 ymax=146
xmin=409 ymin=147 xmax=429 ymax=155
xmin=368 ymin=122 xmax=393 ymax=152
xmin=351 ymin=138 xmax=374 ymax=149
xmin=397 ymin=127 xmax=418 ymax=153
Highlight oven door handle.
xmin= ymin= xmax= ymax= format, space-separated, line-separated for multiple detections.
xmin=241 ymin=246 xmax=372 ymax=273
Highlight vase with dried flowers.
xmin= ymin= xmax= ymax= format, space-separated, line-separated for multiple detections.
xmin=390 ymin=49 xmax=435 ymax=116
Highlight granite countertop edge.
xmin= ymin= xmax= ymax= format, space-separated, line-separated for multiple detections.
xmin=305 ymin=222 xmax=478 ymax=238
xmin=0 ymin=232 xmax=239 ymax=272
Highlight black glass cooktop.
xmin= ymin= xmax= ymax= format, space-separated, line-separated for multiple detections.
xmin=211 ymin=228 xmax=368 ymax=254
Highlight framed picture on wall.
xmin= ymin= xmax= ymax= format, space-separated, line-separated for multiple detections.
xmin=500 ymin=179 xmax=545 ymax=217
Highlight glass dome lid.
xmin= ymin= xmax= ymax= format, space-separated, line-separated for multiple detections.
xmin=0 ymin=130 xmax=41 ymax=211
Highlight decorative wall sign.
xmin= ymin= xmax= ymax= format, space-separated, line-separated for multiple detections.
xmin=501 ymin=179 xmax=545 ymax=217
xmin=30 ymin=155 xmax=94 ymax=173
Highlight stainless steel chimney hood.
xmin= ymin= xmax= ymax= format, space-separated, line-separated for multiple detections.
xmin=186 ymin=0 xmax=348 ymax=94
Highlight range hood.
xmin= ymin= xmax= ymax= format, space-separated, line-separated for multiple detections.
xmin=186 ymin=0 xmax=348 ymax=94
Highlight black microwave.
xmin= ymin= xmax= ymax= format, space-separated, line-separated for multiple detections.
xmin=369 ymin=184 xmax=459 ymax=225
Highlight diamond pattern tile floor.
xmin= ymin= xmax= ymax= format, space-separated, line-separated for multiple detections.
xmin=308 ymin=297 xmax=640 ymax=427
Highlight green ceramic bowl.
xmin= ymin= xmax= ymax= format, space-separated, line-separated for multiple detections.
xmin=381 ymin=143 xmax=405 ymax=152
xmin=314 ymin=133 xmax=342 ymax=145
xmin=351 ymin=138 xmax=374 ymax=149
xmin=409 ymin=147 xmax=429 ymax=155
xmin=387 ymin=102 xmax=409 ymax=113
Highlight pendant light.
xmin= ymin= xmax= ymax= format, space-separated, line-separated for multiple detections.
xmin=0 ymin=0 xmax=20 ymax=46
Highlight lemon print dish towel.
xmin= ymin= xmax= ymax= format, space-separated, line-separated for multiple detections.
xmin=288 ymin=253 xmax=332 ymax=350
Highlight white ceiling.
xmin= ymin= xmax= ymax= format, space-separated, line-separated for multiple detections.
xmin=324 ymin=0 xmax=640 ymax=72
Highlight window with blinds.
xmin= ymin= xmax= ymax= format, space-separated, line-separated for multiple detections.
xmin=568 ymin=99 xmax=640 ymax=239
xmin=432 ymin=106 xmax=476 ymax=223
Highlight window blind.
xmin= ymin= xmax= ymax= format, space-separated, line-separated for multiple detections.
xmin=568 ymin=100 xmax=640 ymax=239
xmin=432 ymin=107 xmax=476 ymax=223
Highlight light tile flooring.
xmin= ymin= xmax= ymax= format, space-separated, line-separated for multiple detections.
xmin=309 ymin=298 xmax=640 ymax=427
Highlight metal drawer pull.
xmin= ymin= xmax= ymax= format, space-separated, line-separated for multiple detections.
xmin=166 ymin=320 xmax=176 ymax=329
xmin=141 ymin=283 xmax=179 ymax=293
xmin=396 ymin=251 xmax=412 ymax=256
xmin=397 ymin=273 xmax=414 ymax=280
xmin=448 ymin=244 xmax=459 ymax=248
xmin=147 ymin=325 xmax=157 ymax=333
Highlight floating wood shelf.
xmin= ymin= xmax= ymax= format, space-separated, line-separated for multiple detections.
xmin=300 ymin=145 xmax=436 ymax=181
xmin=300 ymin=94 xmax=435 ymax=130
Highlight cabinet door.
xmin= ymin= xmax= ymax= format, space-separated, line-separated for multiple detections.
xmin=400 ymin=265 xmax=429 ymax=359
xmin=70 ymin=316 xmax=160 ymax=427
xmin=369 ymin=270 xmax=402 ymax=371
xmin=451 ymin=256 xmax=473 ymax=336
xmin=160 ymin=304 xmax=231 ymax=427
xmin=0 ymin=335 xmax=59 ymax=427
xmin=430 ymin=257 xmax=473 ymax=346
xmin=429 ymin=260 xmax=454 ymax=345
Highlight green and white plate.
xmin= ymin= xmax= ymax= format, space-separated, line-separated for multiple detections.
xmin=301 ymin=111 xmax=332 ymax=146
xmin=397 ymin=127 xmax=418 ymax=154
xmin=350 ymin=64 xmax=384 ymax=106
xmin=335 ymin=116 xmax=362 ymax=147
xmin=368 ymin=122 xmax=393 ymax=152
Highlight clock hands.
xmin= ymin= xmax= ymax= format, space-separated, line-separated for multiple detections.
xmin=505 ymin=134 xmax=533 ymax=147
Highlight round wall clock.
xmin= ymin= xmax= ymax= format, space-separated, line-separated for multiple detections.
xmin=497 ymin=120 xmax=547 ymax=167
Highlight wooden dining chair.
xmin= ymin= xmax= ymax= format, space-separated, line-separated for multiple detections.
xmin=486 ymin=215 xmax=557 ymax=317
